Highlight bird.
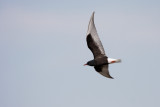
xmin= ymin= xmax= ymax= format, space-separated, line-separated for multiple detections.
xmin=84 ymin=12 xmax=121 ymax=79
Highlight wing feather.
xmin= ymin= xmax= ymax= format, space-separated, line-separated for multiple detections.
xmin=94 ymin=64 xmax=113 ymax=79
xmin=86 ymin=12 xmax=106 ymax=59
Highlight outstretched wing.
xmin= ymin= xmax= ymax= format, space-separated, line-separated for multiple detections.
xmin=86 ymin=12 xmax=106 ymax=59
xmin=94 ymin=64 xmax=113 ymax=79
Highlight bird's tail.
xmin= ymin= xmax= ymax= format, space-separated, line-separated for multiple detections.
xmin=115 ymin=59 xmax=121 ymax=63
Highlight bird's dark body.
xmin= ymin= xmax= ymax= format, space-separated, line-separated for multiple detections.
xmin=87 ymin=56 xmax=108 ymax=66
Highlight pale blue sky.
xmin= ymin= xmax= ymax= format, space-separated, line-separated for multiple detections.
xmin=0 ymin=0 xmax=160 ymax=107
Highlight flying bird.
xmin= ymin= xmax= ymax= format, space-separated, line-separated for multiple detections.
xmin=84 ymin=12 xmax=121 ymax=79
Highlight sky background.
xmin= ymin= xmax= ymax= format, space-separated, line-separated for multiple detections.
xmin=0 ymin=0 xmax=160 ymax=107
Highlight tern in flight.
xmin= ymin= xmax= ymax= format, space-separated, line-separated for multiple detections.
xmin=84 ymin=12 xmax=121 ymax=79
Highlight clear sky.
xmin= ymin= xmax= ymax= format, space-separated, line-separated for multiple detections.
xmin=1 ymin=0 xmax=160 ymax=107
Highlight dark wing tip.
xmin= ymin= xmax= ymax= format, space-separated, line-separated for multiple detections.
xmin=103 ymin=73 xmax=114 ymax=79
xmin=105 ymin=74 xmax=114 ymax=79
xmin=109 ymin=76 xmax=114 ymax=79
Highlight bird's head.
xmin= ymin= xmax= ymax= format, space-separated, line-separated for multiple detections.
xmin=84 ymin=60 xmax=96 ymax=66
